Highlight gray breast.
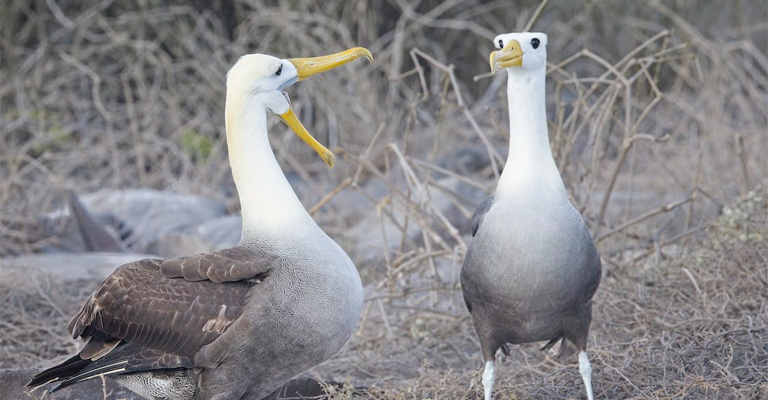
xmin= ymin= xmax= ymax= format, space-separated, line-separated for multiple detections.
xmin=461 ymin=195 xmax=601 ymax=351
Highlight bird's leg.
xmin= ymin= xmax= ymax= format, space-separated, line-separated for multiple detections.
xmin=578 ymin=351 xmax=594 ymax=400
xmin=482 ymin=359 xmax=495 ymax=400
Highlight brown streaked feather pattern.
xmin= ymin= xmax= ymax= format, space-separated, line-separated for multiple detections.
xmin=122 ymin=344 xmax=192 ymax=371
xmin=68 ymin=258 xmax=256 ymax=368
xmin=160 ymin=246 xmax=276 ymax=283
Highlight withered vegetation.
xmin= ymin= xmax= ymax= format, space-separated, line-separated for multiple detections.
xmin=2 ymin=0 xmax=767 ymax=399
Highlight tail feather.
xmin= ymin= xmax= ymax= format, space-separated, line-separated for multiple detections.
xmin=50 ymin=360 xmax=127 ymax=392
xmin=28 ymin=341 xmax=132 ymax=392
xmin=540 ymin=336 xmax=561 ymax=352
xmin=27 ymin=355 xmax=91 ymax=388
xmin=540 ymin=336 xmax=577 ymax=359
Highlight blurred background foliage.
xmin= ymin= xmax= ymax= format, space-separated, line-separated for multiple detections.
xmin=1 ymin=0 xmax=767 ymax=258
xmin=2 ymin=2 xmax=768 ymax=398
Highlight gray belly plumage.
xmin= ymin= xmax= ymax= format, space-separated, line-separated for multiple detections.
xmin=461 ymin=197 xmax=600 ymax=345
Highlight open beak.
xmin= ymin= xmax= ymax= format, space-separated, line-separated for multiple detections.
xmin=278 ymin=107 xmax=336 ymax=168
xmin=279 ymin=47 xmax=373 ymax=168
xmin=288 ymin=47 xmax=373 ymax=81
xmin=489 ymin=39 xmax=523 ymax=73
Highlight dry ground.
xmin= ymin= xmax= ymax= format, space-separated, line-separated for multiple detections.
xmin=2 ymin=0 xmax=768 ymax=399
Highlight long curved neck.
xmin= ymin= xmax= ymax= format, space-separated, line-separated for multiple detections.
xmin=496 ymin=67 xmax=566 ymax=200
xmin=225 ymin=95 xmax=317 ymax=244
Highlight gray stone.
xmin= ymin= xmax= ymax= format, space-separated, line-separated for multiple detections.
xmin=1 ymin=253 xmax=156 ymax=282
xmin=81 ymin=189 xmax=228 ymax=252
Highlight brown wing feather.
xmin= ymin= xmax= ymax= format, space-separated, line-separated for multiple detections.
xmin=125 ymin=344 xmax=192 ymax=371
xmin=68 ymin=258 xmax=255 ymax=366
xmin=160 ymin=246 xmax=276 ymax=283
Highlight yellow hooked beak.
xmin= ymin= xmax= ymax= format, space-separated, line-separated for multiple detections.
xmin=489 ymin=39 xmax=523 ymax=73
xmin=288 ymin=47 xmax=373 ymax=81
xmin=279 ymin=47 xmax=373 ymax=168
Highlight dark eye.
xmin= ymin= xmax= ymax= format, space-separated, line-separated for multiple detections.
xmin=497 ymin=39 xmax=504 ymax=49
xmin=275 ymin=65 xmax=282 ymax=76
xmin=531 ymin=38 xmax=540 ymax=49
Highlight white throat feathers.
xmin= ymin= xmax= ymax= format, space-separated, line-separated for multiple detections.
xmin=494 ymin=33 xmax=567 ymax=201
xmin=225 ymin=74 xmax=318 ymax=244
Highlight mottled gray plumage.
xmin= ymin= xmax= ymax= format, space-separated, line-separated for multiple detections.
xmin=112 ymin=369 xmax=196 ymax=400
xmin=461 ymin=32 xmax=601 ymax=400
xmin=28 ymin=52 xmax=367 ymax=400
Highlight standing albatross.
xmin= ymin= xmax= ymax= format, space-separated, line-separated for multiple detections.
xmin=461 ymin=32 xmax=601 ymax=400
xmin=27 ymin=47 xmax=372 ymax=400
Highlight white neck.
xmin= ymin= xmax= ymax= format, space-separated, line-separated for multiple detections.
xmin=496 ymin=67 xmax=566 ymax=200
xmin=225 ymin=95 xmax=317 ymax=244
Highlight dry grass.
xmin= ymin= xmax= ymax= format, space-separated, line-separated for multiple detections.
xmin=0 ymin=271 xmax=95 ymax=369
xmin=2 ymin=0 xmax=768 ymax=399
xmin=309 ymin=187 xmax=768 ymax=399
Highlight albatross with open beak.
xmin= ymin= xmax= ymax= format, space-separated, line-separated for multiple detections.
xmin=461 ymin=32 xmax=601 ymax=400
xmin=28 ymin=47 xmax=372 ymax=400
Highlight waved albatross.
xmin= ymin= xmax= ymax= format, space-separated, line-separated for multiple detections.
xmin=460 ymin=32 xmax=601 ymax=400
xmin=27 ymin=47 xmax=372 ymax=400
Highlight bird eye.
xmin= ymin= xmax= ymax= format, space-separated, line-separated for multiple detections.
xmin=497 ymin=40 xmax=504 ymax=49
xmin=275 ymin=65 xmax=282 ymax=76
xmin=531 ymin=38 xmax=540 ymax=49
